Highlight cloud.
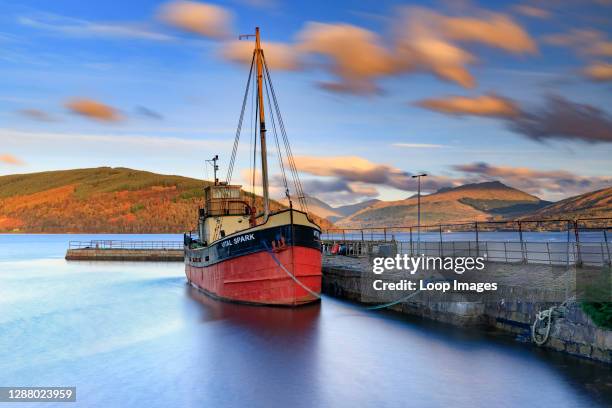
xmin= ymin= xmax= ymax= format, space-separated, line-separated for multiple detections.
xmin=222 ymin=40 xmax=301 ymax=71
xmin=0 ymin=154 xmax=24 ymax=165
xmin=300 ymin=178 xmax=378 ymax=196
xmin=293 ymin=155 xmax=455 ymax=192
xmin=301 ymin=178 xmax=355 ymax=194
xmin=17 ymin=109 xmax=57 ymax=122
xmin=513 ymin=5 xmax=551 ymax=19
xmin=417 ymin=93 xmax=612 ymax=143
xmin=158 ymin=1 xmax=232 ymax=39
xmin=508 ymin=95 xmax=612 ymax=143
xmin=135 ymin=106 xmax=163 ymax=120
xmin=65 ymin=98 xmax=121 ymax=122
xmin=583 ymin=62 xmax=612 ymax=81
xmin=544 ymin=29 xmax=612 ymax=81
xmin=454 ymin=162 xmax=611 ymax=197
xmin=270 ymin=154 xmax=609 ymax=202
xmin=0 ymin=128 xmax=231 ymax=164
xmin=415 ymin=94 xmax=520 ymax=118
xmin=438 ymin=12 xmax=538 ymax=54
xmin=589 ymin=42 xmax=612 ymax=58
xmin=392 ymin=7 xmax=536 ymax=89
xmin=301 ymin=179 xmax=380 ymax=206
xmin=18 ymin=14 xmax=173 ymax=41
xmin=544 ymin=29 xmax=612 ymax=58
xmin=394 ymin=16 xmax=476 ymax=88
xmin=213 ymin=6 xmax=536 ymax=94
xmin=297 ymin=22 xmax=398 ymax=94
xmin=291 ymin=8 xmax=536 ymax=94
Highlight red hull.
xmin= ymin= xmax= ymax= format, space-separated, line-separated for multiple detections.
xmin=185 ymin=246 xmax=322 ymax=306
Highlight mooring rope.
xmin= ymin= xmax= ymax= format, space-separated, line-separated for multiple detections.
xmin=366 ymin=289 xmax=423 ymax=310
xmin=262 ymin=241 xmax=321 ymax=299
xmin=531 ymin=298 xmax=572 ymax=346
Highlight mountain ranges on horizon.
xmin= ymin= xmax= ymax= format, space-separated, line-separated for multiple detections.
xmin=307 ymin=181 xmax=611 ymax=228
xmin=0 ymin=167 xmax=609 ymax=233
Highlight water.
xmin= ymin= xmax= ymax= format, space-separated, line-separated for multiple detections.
xmin=1 ymin=234 xmax=610 ymax=408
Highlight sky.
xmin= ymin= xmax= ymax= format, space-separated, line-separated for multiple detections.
xmin=1 ymin=0 xmax=611 ymax=205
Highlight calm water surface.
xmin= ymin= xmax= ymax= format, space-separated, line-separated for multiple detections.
xmin=1 ymin=234 xmax=610 ymax=408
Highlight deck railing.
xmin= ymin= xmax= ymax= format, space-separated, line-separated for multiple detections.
xmin=68 ymin=240 xmax=184 ymax=250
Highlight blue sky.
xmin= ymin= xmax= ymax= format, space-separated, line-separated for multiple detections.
xmin=1 ymin=0 xmax=611 ymax=204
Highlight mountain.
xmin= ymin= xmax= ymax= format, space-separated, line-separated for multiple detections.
xmin=336 ymin=181 xmax=549 ymax=228
xmin=279 ymin=195 xmax=342 ymax=220
xmin=328 ymin=199 xmax=381 ymax=223
xmin=279 ymin=196 xmax=382 ymax=223
xmin=334 ymin=199 xmax=381 ymax=216
xmin=0 ymin=167 xmax=333 ymax=233
xmin=522 ymin=187 xmax=612 ymax=220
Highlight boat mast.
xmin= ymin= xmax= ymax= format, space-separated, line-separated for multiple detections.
xmin=255 ymin=27 xmax=270 ymax=217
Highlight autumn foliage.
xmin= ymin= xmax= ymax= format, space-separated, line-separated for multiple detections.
xmin=0 ymin=167 xmax=332 ymax=233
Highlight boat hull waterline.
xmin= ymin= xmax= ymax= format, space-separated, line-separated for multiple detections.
xmin=185 ymin=216 xmax=322 ymax=306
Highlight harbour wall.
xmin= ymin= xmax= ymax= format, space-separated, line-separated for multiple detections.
xmin=322 ymin=257 xmax=612 ymax=364
xmin=65 ymin=248 xmax=184 ymax=261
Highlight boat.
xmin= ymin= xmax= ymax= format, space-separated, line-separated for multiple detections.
xmin=184 ymin=27 xmax=322 ymax=306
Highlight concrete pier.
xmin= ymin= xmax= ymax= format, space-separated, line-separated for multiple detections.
xmin=322 ymin=254 xmax=612 ymax=364
xmin=65 ymin=240 xmax=184 ymax=261
xmin=66 ymin=248 xmax=184 ymax=261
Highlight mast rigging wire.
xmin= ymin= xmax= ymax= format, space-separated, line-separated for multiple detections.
xmin=226 ymin=51 xmax=255 ymax=185
xmin=224 ymin=46 xmax=309 ymax=215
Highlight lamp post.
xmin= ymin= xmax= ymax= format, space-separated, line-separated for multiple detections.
xmin=412 ymin=173 xmax=427 ymax=255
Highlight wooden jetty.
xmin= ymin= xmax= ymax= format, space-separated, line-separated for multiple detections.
xmin=65 ymin=240 xmax=184 ymax=261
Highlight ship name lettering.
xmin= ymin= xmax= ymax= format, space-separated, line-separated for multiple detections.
xmin=234 ymin=233 xmax=255 ymax=244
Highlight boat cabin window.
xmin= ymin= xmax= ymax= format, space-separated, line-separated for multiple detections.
xmin=210 ymin=187 xmax=240 ymax=199
xmin=204 ymin=185 xmax=249 ymax=217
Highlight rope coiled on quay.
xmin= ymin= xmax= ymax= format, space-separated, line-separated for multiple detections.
xmin=531 ymin=298 xmax=572 ymax=346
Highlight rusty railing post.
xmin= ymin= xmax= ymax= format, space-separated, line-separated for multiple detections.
xmin=566 ymin=220 xmax=572 ymax=268
xmin=574 ymin=220 xmax=582 ymax=267
xmin=604 ymin=229 xmax=611 ymax=265
xmin=475 ymin=222 xmax=479 ymax=257
xmin=410 ymin=227 xmax=413 ymax=256
xmin=518 ymin=221 xmax=526 ymax=263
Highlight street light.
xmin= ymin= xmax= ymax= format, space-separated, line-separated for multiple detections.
xmin=412 ymin=173 xmax=427 ymax=255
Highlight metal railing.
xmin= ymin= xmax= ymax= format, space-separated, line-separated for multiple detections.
xmin=322 ymin=239 xmax=611 ymax=267
xmin=323 ymin=218 xmax=611 ymax=242
xmin=322 ymin=217 xmax=612 ymax=267
xmin=68 ymin=240 xmax=184 ymax=250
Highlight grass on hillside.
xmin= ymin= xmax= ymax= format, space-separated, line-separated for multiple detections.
xmin=0 ymin=167 xmax=334 ymax=232
xmin=0 ymin=167 xmax=207 ymax=199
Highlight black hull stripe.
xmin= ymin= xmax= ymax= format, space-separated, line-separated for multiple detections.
xmin=185 ymin=224 xmax=321 ymax=267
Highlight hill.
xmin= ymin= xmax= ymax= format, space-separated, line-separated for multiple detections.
xmin=335 ymin=181 xmax=549 ymax=228
xmin=0 ymin=167 xmax=332 ymax=233
xmin=279 ymin=196 xmax=382 ymax=223
xmin=328 ymin=199 xmax=381 ymax=223
xmin=279 ymin=195 xmax=342 ymax=220
xmin=522 ymin=187 xmax=612 ymax=220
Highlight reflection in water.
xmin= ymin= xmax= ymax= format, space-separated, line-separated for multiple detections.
xmin=0 ymin=234 xmax=610 ymax=408
xmin=186 ymin=285 xmax=321 ymax=331
xmin=184 ymin=286 xmax=325 ymax=407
